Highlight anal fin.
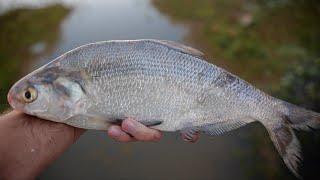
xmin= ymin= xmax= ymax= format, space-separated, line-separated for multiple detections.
xmin=201 ymin=120 xmax=249 ymax=136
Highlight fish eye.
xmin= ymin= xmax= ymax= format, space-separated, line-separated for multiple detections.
xmin=22 ymin=87 xmax=37 ymax=103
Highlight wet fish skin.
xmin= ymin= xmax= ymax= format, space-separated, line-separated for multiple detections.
xmin=7 ymin=40 xmax=320 ymax=178
xmin=53 ymin=40 xmax=271 ymax=130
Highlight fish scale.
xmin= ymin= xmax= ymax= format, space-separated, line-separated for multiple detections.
xmin=8 ymin=39 xmax=320 ymax=178
xmin=70 ymin=40 xmax=252 ymax=130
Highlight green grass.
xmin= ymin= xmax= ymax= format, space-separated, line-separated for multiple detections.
xmin=0 ymin=4 xmax=70 ymax=112
xmin=153 ymin=0 xmax=320 ymax=90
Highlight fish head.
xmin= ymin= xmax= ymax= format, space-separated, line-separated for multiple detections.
xmin=8 ymin=66 xmax=87 ymax=122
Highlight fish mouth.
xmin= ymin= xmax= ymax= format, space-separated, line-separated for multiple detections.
xmin=7 ymin=89 xmax=15 ymax=108
xmin=7 ymin=85 xmax=24 ymax=110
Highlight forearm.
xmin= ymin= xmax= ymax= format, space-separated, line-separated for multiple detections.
xmin=0 ymin=111 xmax=85 ymax=179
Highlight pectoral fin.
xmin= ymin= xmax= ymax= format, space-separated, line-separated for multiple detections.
xmin=141 ymin=120 xmax=163 ymax=127
xmin=111 ymin=119 xmax=163 ymax=127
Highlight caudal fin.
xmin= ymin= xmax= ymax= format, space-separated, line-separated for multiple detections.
xmin=262 ymin=102 xmax=320 ymax=178
xmin=285 ymin=102 xmax=320 ymax=131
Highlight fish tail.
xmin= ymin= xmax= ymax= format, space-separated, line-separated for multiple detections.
xmin=262 ymin=102 xmax=320 ymax=179
xmin=285 ymin=102 xmax=320 ymax=131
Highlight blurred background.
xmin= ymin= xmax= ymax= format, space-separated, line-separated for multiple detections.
xmin=0 ymin=0 xmax=319 ymax=179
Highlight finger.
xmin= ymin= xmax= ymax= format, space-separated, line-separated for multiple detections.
xmin=107 ymin=125 xmax=136 ymax=142
xmin=121 ymin=118 xmax=162 ymax=141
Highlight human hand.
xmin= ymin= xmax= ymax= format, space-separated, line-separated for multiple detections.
xmin=0 ymin=110 xmax=199 ymax=179
xmin=107 ymin=118 xmax=162 ymax=142
xmin=0 ymin=110 xmax=85 ymax=180
xmin=0 ymin=111 xmax=164 ymax=179
xmin=107 ymin=118 xmax=200 ymax=143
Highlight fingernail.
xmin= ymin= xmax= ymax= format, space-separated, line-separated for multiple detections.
xmin=124 ymin=119 xmax=137 ymax=132
xmin=109 ymin=127 xmax=120 ymax=137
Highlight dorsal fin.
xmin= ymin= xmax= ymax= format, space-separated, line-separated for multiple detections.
xmin=148 ymin=40 xmax=205 ymax=57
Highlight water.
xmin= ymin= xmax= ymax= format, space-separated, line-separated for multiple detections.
xmin=1 ymin=0 xmax=318 ymax=179
xmin=7 ymin=0 xmax=186 ymax=68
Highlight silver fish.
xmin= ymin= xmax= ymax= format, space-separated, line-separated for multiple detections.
xmin=7 ymin=39 xmax=320 ymax=178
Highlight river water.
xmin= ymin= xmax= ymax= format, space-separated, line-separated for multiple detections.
xmin=0 ymin=0 xmax=298 ymax=179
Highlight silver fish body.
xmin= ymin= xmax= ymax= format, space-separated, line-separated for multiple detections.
xmin=8 ymin=40 xmax=320 ymax=178
xmin=53 ymin=40 xmax=273 ymax=130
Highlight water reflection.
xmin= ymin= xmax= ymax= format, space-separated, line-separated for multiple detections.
xmin=35 ymin=0 xmax=188 ymax=67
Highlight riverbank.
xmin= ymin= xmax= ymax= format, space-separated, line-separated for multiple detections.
xmin=153 ymin=0 xmax=320 ymax=92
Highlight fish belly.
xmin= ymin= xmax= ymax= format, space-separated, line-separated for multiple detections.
xmin=86 ymin=74 xmax=209 ymax=131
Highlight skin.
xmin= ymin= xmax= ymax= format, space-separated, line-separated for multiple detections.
xmin=0 ymin=110 xmax=198 ymax=180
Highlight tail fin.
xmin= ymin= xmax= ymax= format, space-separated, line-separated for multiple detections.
xmin=285 ymin=102 xmax=320 ymax=131
xmin=262 ymin=102 xmax=320 ymax=178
